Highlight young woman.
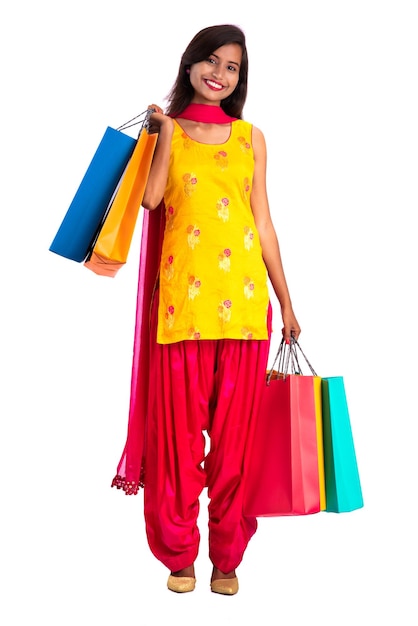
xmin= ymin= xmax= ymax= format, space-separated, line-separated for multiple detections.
xmin=112 ymin=24 xmax=301 ymax=595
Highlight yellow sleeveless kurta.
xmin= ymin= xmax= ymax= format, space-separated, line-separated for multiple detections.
xmin=157 ymin=119 xmax=269 ymax=344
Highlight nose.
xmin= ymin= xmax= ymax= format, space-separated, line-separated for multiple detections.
xmin=212 ymin=64 xmax=224 ymax=80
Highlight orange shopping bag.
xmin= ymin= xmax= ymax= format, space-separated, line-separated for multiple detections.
xmin=84 ymin=116 xmax=158 ymax=277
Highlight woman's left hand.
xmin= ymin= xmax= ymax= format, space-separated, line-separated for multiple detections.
xmin=281 ymin=307 xmax=301 ymax=342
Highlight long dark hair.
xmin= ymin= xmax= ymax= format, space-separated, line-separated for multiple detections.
xmin=165 ymin=24 xmax=248 ymax=119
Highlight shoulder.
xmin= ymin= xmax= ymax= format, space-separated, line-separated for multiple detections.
xmin=250 ymin=125 xmax=267 ymax=160
xmin=250 ymin=124 xmax=266 ymax=144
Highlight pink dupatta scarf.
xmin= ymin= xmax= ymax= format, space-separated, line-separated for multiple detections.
xmin=111 ymin=205 xmax=165 ymax=494
xmin=111 ymin=104 xmax=237 ymax=494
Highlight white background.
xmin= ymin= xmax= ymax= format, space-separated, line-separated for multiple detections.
xmin=1 ymin=1 xmax=417 ymax=624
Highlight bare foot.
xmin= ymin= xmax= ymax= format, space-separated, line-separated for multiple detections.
xmin=171 ymin=565 xmax=195 ymax=578
xmin=211 ymin=566 xmax=236 ymax=582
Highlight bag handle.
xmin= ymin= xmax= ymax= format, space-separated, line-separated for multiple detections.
xmin=291 ymin=338 xmax=317 ymax=376
xmin=116 ymin=108 xmax=156 ymax=134
xmin=267 ymin=337 xmax=317 ymax=384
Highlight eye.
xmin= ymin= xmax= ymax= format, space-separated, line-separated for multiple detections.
xmin=206 ymin=57 xmax=217 ymax=64
xmin=227 ymin=64 xmax=237 ymax=72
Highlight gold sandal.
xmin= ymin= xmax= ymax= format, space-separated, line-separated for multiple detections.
xmin=167 ymin=574 xmax=196 ymax=593
xmin=210 ymin=577 xmax=239 ymax=595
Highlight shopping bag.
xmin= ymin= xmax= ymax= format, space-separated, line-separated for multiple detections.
xmin=84 ymin=122 xmax=158 ymax=277
xmin=313 ymin=375 xmax=327 ymax=510
xmin=293 ymin=339 xmax=364 ymax=513
xmin=321 ymin=376 xmax=364 ymax=512
xmin=243 ymin=339 xmax=325 ymax=516
xmin=49 ymin=127 xmax=136 ymax=262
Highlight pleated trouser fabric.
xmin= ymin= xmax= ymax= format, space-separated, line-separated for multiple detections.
xmin=144 ymin=291 xmax=271 ymax=573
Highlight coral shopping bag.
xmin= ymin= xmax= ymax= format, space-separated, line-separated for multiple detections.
xmin=84 ymin=119 xmax=158 ymax=277
xmin=243 ymin=339 xmax=326 ymax=516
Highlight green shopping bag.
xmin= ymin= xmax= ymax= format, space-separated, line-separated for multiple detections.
xmin=321 ymin=377 xmax=364 ymax=513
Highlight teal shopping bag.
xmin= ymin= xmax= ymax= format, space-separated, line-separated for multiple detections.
xmin=321 ymin=377 xmax=364 ymax=512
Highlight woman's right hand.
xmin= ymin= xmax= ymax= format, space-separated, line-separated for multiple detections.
xmin=147 ymin=104 xmax=174 ymax=134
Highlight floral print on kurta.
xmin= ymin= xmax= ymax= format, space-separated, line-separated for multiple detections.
xmin=156 ymin=119 xmax=269 ymax=344
xmin=218 ymin=248 xmax=231 ymax=271
xmin=163 ymin=255 xmax=174 ymax=280
xmin=243 ymin=226 xmax=254 ymax=250
xmin=238 ymin=136 xmax=251 ymax=154
xmin=183 ymin=173 xmax=197 ymax=197
xmin=216 ymin=197 xmax=230 ymax=222
xmin=218 ymin=299 xmax=232 ymax=324
xmin=187 ymin=225 xmax=200 ymax=249
xmin=166 ymin=205 xmax=175 ymax=231
xmin=243 ymin=276 xmax=255 ymax=299
xmin=214 ymin=150 xmax=228 ymax=170
xmin=188 ymin=327 xmax=201 ymax=340
xmin=165 ymin=305 xmax=175 ymax=330
xmin=188 ymin=275 xmax=201 ymax=299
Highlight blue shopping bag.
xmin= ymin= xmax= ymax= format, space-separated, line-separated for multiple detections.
xmin=321 ymin=377 xmax=364 ymax=512
xmin=49 ymin=126 xmax=136 ymax=262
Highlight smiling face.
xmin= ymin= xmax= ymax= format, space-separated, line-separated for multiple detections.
xmin=189 ymin=43 xmax=242 ymax=106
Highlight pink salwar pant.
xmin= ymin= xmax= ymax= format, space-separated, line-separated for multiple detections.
xmin=144 ymin=291 xmax=272 ymax=573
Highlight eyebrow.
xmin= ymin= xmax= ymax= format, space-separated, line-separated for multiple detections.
xmin=211 ymin=53 xmax=240 ymax=68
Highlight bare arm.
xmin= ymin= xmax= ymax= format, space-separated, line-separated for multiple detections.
xmin=251 ymin=125 xmax=301 ymax=340
xmin=141 ymin=106 xmax=174 ymax=210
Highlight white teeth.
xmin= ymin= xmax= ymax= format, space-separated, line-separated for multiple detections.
xmin=206 ymin=80 xmax=223 ymax=90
